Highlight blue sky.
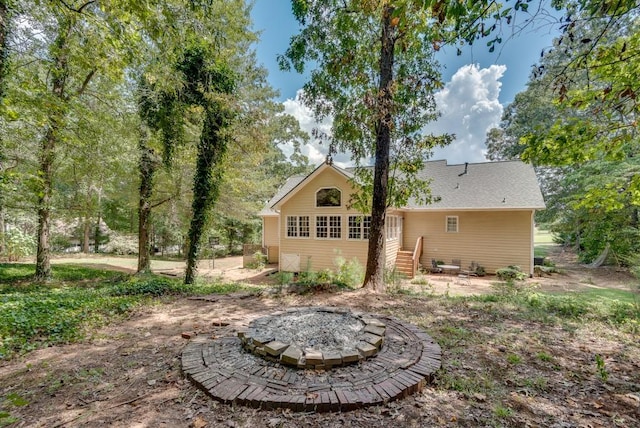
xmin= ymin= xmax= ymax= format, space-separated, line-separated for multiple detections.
xmin=250 ymin=1 xmax=562 ymax=165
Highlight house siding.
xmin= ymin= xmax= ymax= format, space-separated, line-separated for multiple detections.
xmin=262 ymin=216 xmax=279 ymax=263
xmin=278 ymin=167 xmax=369 ymax=272
xmin=402 ymin=210 xmax=534 ymax=275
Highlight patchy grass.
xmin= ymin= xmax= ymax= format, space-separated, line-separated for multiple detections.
xmin=534 ymin=227 xmax=556 ymax=258
xmin=1 ymin=261 xmax=639 ymax=427
xmin=0 ymin=263 xmax=256 ymax=360
xmin=406 ymin=288 xmax=640 ymax=426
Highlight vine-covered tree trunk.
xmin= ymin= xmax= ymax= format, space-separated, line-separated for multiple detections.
xmin=137 ymin=129 xmax=156 ymax=273
xmin=35 ymin=17 xmax=72 ymax=281
xmin=185 ymin=108 xmax=228 ymax=284
xmin=35 ymin=122 xmax=58 ymax=280
xmin=363 ymin=5 xmax=395 ymax=292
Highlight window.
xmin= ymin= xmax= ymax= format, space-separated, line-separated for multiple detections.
xmin=316 ymin=215 xmax=341 ymax=239
xmin=348 ymin=215 xmax=372 ymax=240
xmin=386 ymin=216 xmax=399 ymax=240
xmin=316 ymin=188 xmax=341 ymax=207
xmin=286 ymin=216 xmax=310 ymax=238
xmin=299 ymin=216 xmax=310 ymax=237
xmin=329 ymin=216 xmax=341 ymax=238
xmin=446 ymin=216 xmax=458 ymax=233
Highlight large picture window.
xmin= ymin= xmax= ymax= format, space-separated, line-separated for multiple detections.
xmin=316 ymin=188 xmax=341 ymax=207
xmin=446 ymin=216 xmax=459 ymax=233
xmin=286 ymin=216 xmax=310 ymax=238
xmin=348 ymin=215 xmax=371 ymax=240
xmin=316 ymin=215 xmax=341 ymax=239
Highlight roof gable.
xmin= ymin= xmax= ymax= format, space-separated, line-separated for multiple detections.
xmin=259 ymin=160 xmax=545 ymax=216
xmin=260 ymin=163 xmax=354 ymax=215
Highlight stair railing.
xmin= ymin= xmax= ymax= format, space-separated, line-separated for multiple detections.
xmin=412 ymin=236 xmax=423 ymax=277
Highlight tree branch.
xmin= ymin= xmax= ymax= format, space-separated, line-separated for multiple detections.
xmin=76 ymin=68 xmax=95 ymax=96
xmin=58 ymin=0 xmax=96 ymax=14
xmin=150 ymin=195 xmax=176 ymax=209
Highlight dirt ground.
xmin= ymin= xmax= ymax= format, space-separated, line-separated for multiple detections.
xmin=2 ymin=247 xmax=639 ymax=427
xmin=49 ymin=245 xmax=637 ymax=295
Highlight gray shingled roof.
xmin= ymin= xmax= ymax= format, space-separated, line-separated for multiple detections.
xmin=259 ymin=160 xmax=545 ymax=215
xmin=258 ymin=174 xmax=306 ymax=216
xmin=408 ymin=160 xmax=545 ymax=210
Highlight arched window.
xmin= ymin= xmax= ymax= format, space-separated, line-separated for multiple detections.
xmin=316 ymin=187 xmax=341 ymax=207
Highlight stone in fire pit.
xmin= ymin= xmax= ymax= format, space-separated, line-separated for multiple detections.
xmin=238 ymin=307 xmax=386 ymax=368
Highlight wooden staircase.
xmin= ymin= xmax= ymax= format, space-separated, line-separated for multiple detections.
xmin=394 ymin=236 xmax=423 ymax=279
xmin=395 ymin=250 xmax=414 ymax=278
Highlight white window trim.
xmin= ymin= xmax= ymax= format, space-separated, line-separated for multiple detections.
xmin=315 ymin=215 xmax=342 ymax=240
xmin=347 ymin=215 xmax=371 ymax=241
xmin=446 ymin=215 xmax=459 ymax=233
xmin=286 ymin=215 xmax=310 ymax=239
xmin=315 ymin=187 xmax=342 ymax=208
xmin=386 ymin=215 xmax=399 ymax=241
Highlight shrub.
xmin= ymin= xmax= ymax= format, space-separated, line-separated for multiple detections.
xmin=246 ymin=251 xmax=267 ymax=270
xmin=102 ymin=233 xmax=137 ymax=255
xmin=334 ymin=256 xmax=364 ymax=288
xmin=496 ymin=265 xmax=527 ymax=281
xmin=109 ymin=276 xmax=182 ymax=296
xmin=274 ymin=271 xmax=294 ymax=286
xmin=1 ymin=229 xmax=35 ymax=261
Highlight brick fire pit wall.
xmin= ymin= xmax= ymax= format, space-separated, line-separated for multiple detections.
xmin=182 ymin=307 xmax=441 ymax=412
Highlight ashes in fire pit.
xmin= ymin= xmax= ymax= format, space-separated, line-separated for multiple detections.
xmin=238 ymin=307 xmax=386 ymax=368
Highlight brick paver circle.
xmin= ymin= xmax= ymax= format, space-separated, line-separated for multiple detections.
xmin=182 ymin=306 xmax=441 ymax=412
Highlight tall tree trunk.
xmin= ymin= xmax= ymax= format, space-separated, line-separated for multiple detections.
xmin=363 ymin=5 xmax=395 ymax=292
xmin=185 ymin=108 xmax=227 ymax=284
xmin=35 ymin=17 xmax=72 ymax=281
xmin=35 ymin=124 xmax=58 ymax=280
xmin=82 ymin=218 xmax=90 ymax=253
xmin=94 ymin=214 xmax=101 ymax=253
xmin=0 ymin=1 xmax=11 ymax=257
xmin=137 ymin=128 xmax=156 ymax=273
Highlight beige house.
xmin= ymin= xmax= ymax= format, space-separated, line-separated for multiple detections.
xmin=260 ymin=160 xmax=545 ymax=277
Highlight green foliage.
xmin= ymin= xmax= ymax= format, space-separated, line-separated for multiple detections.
xmin=0 ymin=263 xmax=250 ymax=359
xmin=0 ymin=229 xmax=35 ymax=261
xmin=506 ymin=353 xmax=522 ymax=365
xmin=489 ymin=3 xmax=640 ymax=265
xmin=246 ymin=251 xmax=267 ymax=270
xmin=333 ymin=255 xmax=364 ymax=288
xmin=384 ymin=266 xmax=406 ymax=293
xmin=182 ymin=42 xmax=237 ymax=285
xmin=493 ymin=405 xmax=513 ymax=419
xmin=109 ymin=275 xmax=183 ymax=297
xmin=496 ymin=265 xmax=527 ymax=281
xmin=275 ymin=271 xmax=294 ymax=286
xmin=595 ymin=354 xmax=609 ymax=382
xmin=536 ymin=351 xmax=553 ymax=362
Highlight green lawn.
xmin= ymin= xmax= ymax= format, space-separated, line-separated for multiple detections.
xmin=534 ymin=227 xmax=556 ymax=257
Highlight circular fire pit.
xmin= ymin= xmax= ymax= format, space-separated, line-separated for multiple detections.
xmin=239 ymin=307 xmax=385 ymax=368
xmin=182 ymin=306 xmax=441 ymax=412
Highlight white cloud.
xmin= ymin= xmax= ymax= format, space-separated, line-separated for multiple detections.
xmin=428 ymin=64 xmax=506 ymax=164
xmin=282 ymin=64 xmax=506 ymax=167
xmin=282 ymin=91 xmax=352 ymax=167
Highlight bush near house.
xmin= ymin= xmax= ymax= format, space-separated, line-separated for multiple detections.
xmin=496 ymin=265 xmax=528 ymax=281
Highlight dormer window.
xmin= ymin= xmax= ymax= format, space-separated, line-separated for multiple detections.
xmin=316 ymin=187 xmax=341 ymax=207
